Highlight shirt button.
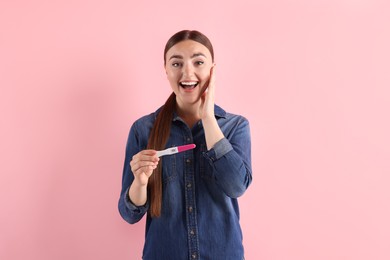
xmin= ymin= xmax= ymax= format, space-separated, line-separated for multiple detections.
xmin=190 ymin=229 xmax=195 ymax=235
xmin=186 ymin=137 xmax=191 ymax=142
xmin=186 ymin=159 xmax=191 ymax=164
xmin=192 ymin=253 xmax=197 ymax=259
xmin=187 ymin=183 xmax=192 ymax=188
xmin=188 ymin=206 xmax=193 ymax=212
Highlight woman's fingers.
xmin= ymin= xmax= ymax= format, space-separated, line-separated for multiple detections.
xmin=135 ymin=165 xmax=156 ymax=176
xmin=131 ymin=161 xmax=157 ymax=173
xmin=200 ymin=64 xmax=216 ymax=119
xmin=131 ymin=150 xmax=158 ymax=165
xmin=132 ymin=149 xmax=158 ymax=161
xmin=131 ymin=163 xmax=158 ymax=185
xmin=130 ymin=149 xmax=159 ymax=178
xmin=209 ymin=64 xmax=216 ymax=89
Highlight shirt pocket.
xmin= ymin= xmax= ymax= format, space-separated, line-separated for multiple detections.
xmin=162 ymin=150 xmax=177 ymax=183
xmin=199 ymin=143 xmax=214 ymax=181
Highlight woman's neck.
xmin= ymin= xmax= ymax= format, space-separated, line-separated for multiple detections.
xmin=176 ymin=102 xmax=201 ymax=129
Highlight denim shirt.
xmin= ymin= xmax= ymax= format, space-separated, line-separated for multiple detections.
xmin=118 ymin=105 xmax=252 ymax=260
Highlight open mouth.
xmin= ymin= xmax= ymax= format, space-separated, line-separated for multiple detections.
xmin=179 ymin=81 xmax=199 ymax=90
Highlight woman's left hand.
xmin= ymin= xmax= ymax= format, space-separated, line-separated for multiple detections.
xmin=200 ymin=64 xmax=216 ymax=120
xmin=200 ymin=64 xmax=224 ymax=150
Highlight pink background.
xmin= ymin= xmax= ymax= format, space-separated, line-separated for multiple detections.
xmin=1 ymin=0 xmax=389 ymax=259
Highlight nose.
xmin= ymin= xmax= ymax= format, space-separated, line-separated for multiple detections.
xmin=182 ymin=62 xmax=194 ymax=78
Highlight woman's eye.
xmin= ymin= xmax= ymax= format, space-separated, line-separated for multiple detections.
xmin=195 ymin=61 xmax=204 ymax=65
xmin=172 ymin=63 xmax=181 ymax=67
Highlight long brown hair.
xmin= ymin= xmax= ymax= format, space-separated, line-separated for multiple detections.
xmin=147 ymin=30 xmax=214 ymax=217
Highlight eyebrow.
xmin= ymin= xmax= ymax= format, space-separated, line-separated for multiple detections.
xmin=168 ymin=52 xmax=207 ymax=61
xmin=191 ymin=52 xmax=207 ymax=58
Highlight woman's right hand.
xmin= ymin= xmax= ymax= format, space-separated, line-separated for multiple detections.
xmin=130 ymin=150 xmax=160 ymax=186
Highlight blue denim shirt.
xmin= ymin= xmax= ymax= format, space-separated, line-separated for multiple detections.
xmin=118 ymin=105 xmax=252 ymax=260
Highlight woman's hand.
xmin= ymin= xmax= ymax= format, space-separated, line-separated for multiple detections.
xmin=200 ymin=64 xmax=225 ymax=150
xmin=200 ymin=64 xmax=216 ymax=120
xmin=130 ymin=150 xmax=159 ymax=187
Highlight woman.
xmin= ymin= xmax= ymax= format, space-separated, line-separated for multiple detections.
xmin=118 ymin=30 xmax=252 ymax=260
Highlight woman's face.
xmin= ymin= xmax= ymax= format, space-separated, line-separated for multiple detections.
xmin=165 ymin=40 xmax=213 ymax=107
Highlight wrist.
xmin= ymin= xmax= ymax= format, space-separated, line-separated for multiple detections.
xmin=202 ymin=114 xmax=217 ymax=124
xmin=132 ymin=179 xmax=148 ymax=189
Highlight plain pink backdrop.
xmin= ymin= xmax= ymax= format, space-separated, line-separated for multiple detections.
xmin=1 ymin=0 xmax=389 ymax=259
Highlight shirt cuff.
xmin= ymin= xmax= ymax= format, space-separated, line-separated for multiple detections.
xmin=203 ymin=137 xmax=233 ymax=162
xmin=124 ymin=186 xmax=149 ymax=213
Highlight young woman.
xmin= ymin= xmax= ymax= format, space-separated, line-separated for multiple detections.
xmin=118 ymin=30 xmax=252 ymax=260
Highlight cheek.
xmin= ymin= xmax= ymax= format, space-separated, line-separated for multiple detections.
xmin=199 ymin=65 xmax=212 ymax=79
xmin=166 ymin=71 xmax=177 ymax=81
xmin=198 ymin=71 xmax=211 ymax=84
xmin=167 ymin=75 xmax=180 ymax=89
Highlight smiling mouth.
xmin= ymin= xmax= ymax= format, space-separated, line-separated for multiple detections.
xmin=179 ymin=81 xmax=199 ymax=90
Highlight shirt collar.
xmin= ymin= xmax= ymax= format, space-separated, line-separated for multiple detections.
xmin=214 ymin=105 xmax=227 ymax=119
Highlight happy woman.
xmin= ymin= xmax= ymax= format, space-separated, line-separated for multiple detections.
xmin=118 ymin=30 xmax=252 ymax=260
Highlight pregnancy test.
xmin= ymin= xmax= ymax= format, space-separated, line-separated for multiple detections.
xmin=156 ymin=144 xmax=196 ymax=157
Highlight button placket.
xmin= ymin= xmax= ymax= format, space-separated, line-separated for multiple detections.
xmin=183 ymin=131 xmax=199 ymax=260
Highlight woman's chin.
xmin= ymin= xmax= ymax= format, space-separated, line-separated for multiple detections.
xmin=177 ymin=95 xmax=202 ymax=107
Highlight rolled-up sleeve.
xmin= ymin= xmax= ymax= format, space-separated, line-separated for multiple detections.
xmin=119 ymin=186 xmax=149 ymax=223
xmin=203 ymin=117 xmax=252 ymax=198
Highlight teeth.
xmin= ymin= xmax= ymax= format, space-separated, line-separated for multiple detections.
xmin=180 ymin=82 xmax=197 ymax=86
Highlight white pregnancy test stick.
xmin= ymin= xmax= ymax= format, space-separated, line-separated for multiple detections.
xmin=156 ymin=144 xmax=196 ymax=157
